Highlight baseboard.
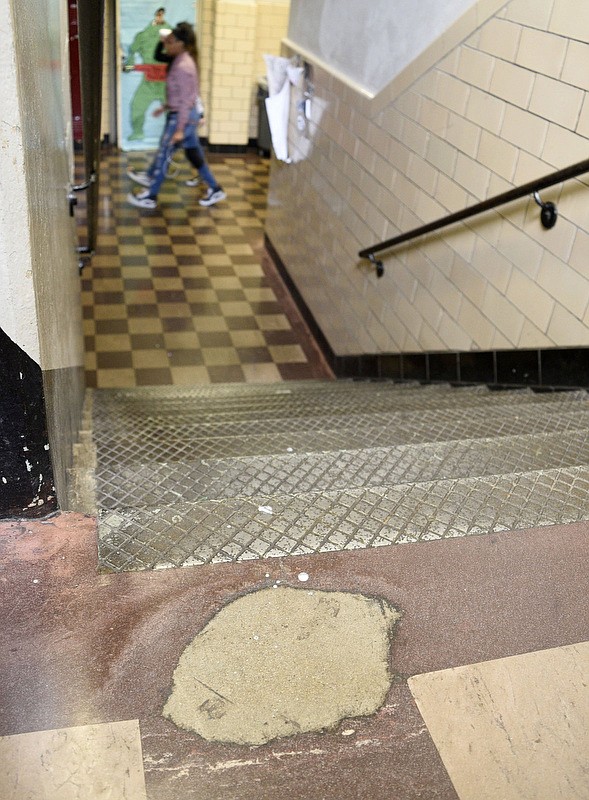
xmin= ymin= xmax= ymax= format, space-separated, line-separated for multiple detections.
xmin=264 ymin=235 xmax=589 ymax=391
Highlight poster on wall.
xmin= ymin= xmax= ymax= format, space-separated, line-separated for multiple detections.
xmin=118 ymin=0 xmax=196 ymax=151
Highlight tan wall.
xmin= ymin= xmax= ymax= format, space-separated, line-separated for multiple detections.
xmin=266 ymin=0 xmax=589 ymax=356
xmin=199 ymin=0 xmax=289 ymax=145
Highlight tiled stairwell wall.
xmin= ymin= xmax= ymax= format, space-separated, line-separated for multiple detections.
xmin=198 ymin=0 xmax=289 ymax=146
xmin=265 ymin=0 xmax=589 ymax=383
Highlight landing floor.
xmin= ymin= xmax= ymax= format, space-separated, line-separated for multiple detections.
xmin=1 ymin=513 xmax=587 ymax=799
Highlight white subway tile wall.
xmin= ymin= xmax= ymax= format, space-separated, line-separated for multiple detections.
xmin=265 ymin=0 xmax=589 ymax=356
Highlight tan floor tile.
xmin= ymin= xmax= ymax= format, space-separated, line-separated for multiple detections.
xmin=96 ymin=369 xmax=137 ymax=388
xmin=202 ymin=254 xmax=233 ymax=267
xmin=148 ymin=255 xmax=179 ymax=267
xmin=158 ymin=303 xmax=192 ymax=318
xmin=132 ymin=350 xmax=170 ymax=368
xmin=408 ymin=641 xmax=589 ymax=800
xmin=0 ymin=720 xmax=146 ymax=800
xmin=171 ymin=244 xmax=200 ymax=256
xmin=124 ymin=290 xmax=157 ymax=304
xmin=197 ymin=234 xmax=224 ymax=245
xmin=193 ymin=316 xmax=229 ymax=332
xmin=256 ymin=314 xmax=292 ymax=330
xmin=170 ymin=365 xmax=211 ymax=384
xmin=119 ymin=245 xmax=148 ymax=257
xmin=83 ymin=320 xmax=96 ymax=335
xmin=242 ymin=362 xmax=283 ymax=382
xmin=233 ymin=264 xmax=264 ymax=277
xmin=229 ymin=329 xmax=267 ymax=347
xmin=90 ymin=255 xmax=121 ymax=267
xmin=268 ymin=344 xmax=308 ymax=363
xmin=243 ymin=287 xmax=278 ymax=302
xmin=152 ymin=278 xmax=183 ymax=291
xmin=184 ymin=289 xmax=218 ymax=303
xmin=128 ymin=318 xmax=164 ymax=333
xmin=84 ymin=352 xmax=97 ymax=370
xmin=93 ymin=305 xmax=128 ymax=320
xmin=210 ymin=276 xmax=243 ymax=290
xmin=122 ymin=266 xmax=152 ymax=279
xmin=116 ymin=225 xmax=143 ymax=237
xmin=94 ymin=334 xmax=132 ymax=352
xmin=163 ymin=331 xmax=200 ymax=349
xmin=226 ymin=243 xmax=254 ymax=256
xmin=91 ymin=278 xmax=125 ymax=292
xmin=201 ymin=347 xmax=241 ymax=366
xmin=219 ymin=301 xmax=256 ymax=317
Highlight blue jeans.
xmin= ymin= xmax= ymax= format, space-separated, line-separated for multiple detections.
xmin=147 ymin=109 xmax=218 ymax=197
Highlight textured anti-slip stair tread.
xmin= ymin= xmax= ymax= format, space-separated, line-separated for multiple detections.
xmin=92 ymin=388 xmax=586 ymax=430
xmin=96 ymin=465 xmax=589 ymax=572
xmin=93 ymin=403 xmax=589 ymax=466
xmin=95 ymin=428 xmax=589 ymax=509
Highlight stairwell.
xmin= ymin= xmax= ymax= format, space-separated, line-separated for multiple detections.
xmin=72 ymin=380 xmax=589 ymax=574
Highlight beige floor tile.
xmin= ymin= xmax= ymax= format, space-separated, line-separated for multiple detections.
xmin=0 ymin=720 xmax=146 ymax=800
xmin=184 ymin=289 xmax=218 ymax=303
xmin=124 ymin=290 xmax=157 ymax=305
xmin=96 ymin=369 xmax=137 ymax=387
xmin=243 ymin=287 xmax=278 ymax=302
xmin=242 ymin=363 xmax=283 ymax=382
xmin=94 ymin=305 xmax=128 ymax=320
xmin=229 ymin=329 xmax=267 ymax=347
xmin=158 ymin=303 xmax=192 ymax=318
xmin=170 ymin=365 xmax=211 ymax=384
xmin=268 ymin=344 xmax=308 ymax=363
xmin=408 ymin=641 xmax=589 ymax=800
xmin=94 ymin=334 xmax=132 ymax=352
xmin=128 ymin=318 xmax=164 ymax=334
xmin=256 ymin=314 xmax=291 ymax=330
xmin=201 ymin=347 xmax=241 ymax=366
xmin=193 ymin=316 xmax=229 ymax=332
xmin=219 ymin=301 xmax=257 ymax=317
xmin=132 ymin=350 xmax=170 ymax=368
xmin=163 ymin=331 xmax=200 ymax=349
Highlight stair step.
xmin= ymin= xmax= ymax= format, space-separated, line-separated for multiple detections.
xmin=93 ymin=402 xmax=589 ymax=466
xmin=96 ymin=465 xmax=589 ymax=572
xmin=93 ymin=386 xmax=586 ymax=429
xmin=96 ymin=430 xmax=589 ymax=508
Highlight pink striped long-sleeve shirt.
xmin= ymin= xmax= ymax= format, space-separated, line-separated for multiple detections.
xmin=166 ymin=51 xmax=198 ymax=132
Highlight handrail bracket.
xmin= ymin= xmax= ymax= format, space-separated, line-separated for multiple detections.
xmin=533 ymin=191 xmax=558 ymax=229
xmin=369 ymin=254 xmax=384 ymax=278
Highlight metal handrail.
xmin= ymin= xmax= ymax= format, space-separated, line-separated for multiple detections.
xmin=359 ymin=158 xmax=589 ymax=277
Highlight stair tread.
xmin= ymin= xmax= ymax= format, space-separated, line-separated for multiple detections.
xmin=96 ymin=464 xmax=589 ymax=572
xmin=96 ymin=429 xmax=589 ymax=508
xmin=93 ymin=403 xmax=589 ymax=465
xmin=92 ymin=387 xmax=587 ymax=428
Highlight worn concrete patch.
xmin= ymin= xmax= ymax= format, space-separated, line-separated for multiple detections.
xmin=163 ymin=586 xmax=400 ymax=746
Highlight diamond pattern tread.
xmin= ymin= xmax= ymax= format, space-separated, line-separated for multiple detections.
xmin=93 ymin=403 xmax=589 ymax=466
xmin=96 ymin=430 xmax=589 ymax=509
xmin=96 ymin=465 xmax=589 ymax=572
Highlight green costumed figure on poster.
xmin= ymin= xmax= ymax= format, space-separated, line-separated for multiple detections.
xmin=123 ymin=7 xmax=169 ymax=140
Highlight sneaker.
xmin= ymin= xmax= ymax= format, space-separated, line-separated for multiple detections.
xmin=185 ymin=176 xmax=201 ymax=187
xmin=199 ymin=187 xmax=226 ymax=206
xmin=127 ymin=190 xmax=157 ymax=209
xmin=127 ymin=169 xmax=151 ymax=188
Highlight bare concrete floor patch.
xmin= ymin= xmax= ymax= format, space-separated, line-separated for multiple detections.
xmin=163 ymin=586 xmax=400 ymax=746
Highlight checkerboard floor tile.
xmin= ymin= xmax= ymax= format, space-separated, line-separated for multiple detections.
xmin=80 ymin=150 xmax=332 ymax=388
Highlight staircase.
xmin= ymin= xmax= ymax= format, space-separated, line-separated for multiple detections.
xmin=74 ymin=380 xmax=589 ymax=573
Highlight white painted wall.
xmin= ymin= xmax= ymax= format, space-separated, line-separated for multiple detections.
xmin=0 ymin=0 xmax=40 ymax=363
xmin=287 ymin=0 xmax=477 ymax=94
xmin=0 ymin=0 xmax=82 ymax=371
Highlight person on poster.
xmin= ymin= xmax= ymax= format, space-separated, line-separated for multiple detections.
xmin=123 ymin=7 xmax=169 ymax=141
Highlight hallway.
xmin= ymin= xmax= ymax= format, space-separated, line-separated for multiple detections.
xmin=80 ymin=150 xmax=331 ymax=388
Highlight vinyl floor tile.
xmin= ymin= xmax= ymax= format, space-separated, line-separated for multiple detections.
xmin=81 ymin=150 xmax=332 ymax=388
xmin=409 ymin=642 xmax=589 ymax=800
